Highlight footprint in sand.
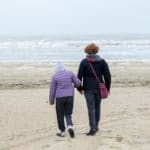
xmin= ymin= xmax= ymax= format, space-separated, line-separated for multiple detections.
xmin=103 ymin=130 xmax=112 ymax=133
xmin=42 ymin=144 xmax=51 ymax=149
xmin=136 ymin=108 xmax=148 ymax=112
xmin=115 ymin=136 xmax=124 ymax=142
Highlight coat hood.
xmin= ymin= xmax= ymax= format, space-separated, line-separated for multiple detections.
xmin=55 ymin=61 xmax=65 ymax=73
xmin=86 ymin=54 xmax=102 ymax=62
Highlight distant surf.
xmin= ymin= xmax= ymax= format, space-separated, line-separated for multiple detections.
xmin=0 ymin=35 xmax=150 ymax=63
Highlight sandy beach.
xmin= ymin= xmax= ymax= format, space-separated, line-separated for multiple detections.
xmin=0 ymin=62 xmax=150 ymax=150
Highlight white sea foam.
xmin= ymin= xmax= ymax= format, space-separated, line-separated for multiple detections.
xmin=0 ymin=37 xmax=150 ymax=63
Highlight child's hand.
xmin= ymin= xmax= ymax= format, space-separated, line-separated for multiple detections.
xmin=50 ymin=102 xmax=54 ymax=105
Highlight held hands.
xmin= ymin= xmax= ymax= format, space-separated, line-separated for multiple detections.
xmin=79 ymin=90 xmax=84 ymax=95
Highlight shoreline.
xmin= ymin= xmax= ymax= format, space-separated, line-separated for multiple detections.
xmin=0 ymin=62 xmax=150 ymax=90
xmin=0 ymin=60 xmax=150 ymax=65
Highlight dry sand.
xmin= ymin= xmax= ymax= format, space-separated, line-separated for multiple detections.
xmin=0 ymin=62 xmax=150 ymax=150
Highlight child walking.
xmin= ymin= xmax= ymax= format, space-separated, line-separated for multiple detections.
xmin=49 ymin=62 xmax=81 ymax=138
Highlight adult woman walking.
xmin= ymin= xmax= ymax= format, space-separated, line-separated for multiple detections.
xmin=77 ymin=43 xmax=111 ymax=136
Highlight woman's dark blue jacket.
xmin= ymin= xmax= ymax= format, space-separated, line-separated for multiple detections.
xmin=77 ymin=54 xmax=111 ymax=92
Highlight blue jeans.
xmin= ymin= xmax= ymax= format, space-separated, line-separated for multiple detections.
xmin=56 ymin=96 xmax=73 ymax=132
xmin=84 ymin=91 xmax=102 ymax=130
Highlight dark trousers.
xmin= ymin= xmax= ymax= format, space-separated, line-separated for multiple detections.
xmin=84 ymin=91 xmax=102 ymax=130
xmin=56 ymin=96 xmax=73 ymax=132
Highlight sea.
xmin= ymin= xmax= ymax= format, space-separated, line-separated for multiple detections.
xmin=0 ymin=34 xmax=150 ymax=64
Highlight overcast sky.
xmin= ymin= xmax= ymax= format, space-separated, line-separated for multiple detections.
xmin=0 ymin=0 xmax=150 ymax=36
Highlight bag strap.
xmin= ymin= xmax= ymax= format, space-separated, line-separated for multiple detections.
xmin=86 ymin=58 xmax=100 ymax=84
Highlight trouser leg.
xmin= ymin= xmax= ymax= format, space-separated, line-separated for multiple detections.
xmin=64 ymin=96 xmax=74 ymax=127
xmin=84 ymin=91 xmax=96 ymax=130
xmin=56 ymin=98 xmax=65 ymax=132
xmin=94 ymin=93 xmax=101 ymax=128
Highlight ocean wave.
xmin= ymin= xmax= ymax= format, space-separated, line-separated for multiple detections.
xmin=1 ymin=39 xmax=150 ymax=49
xmin=0 ymin=38 xmax=150 ymax=63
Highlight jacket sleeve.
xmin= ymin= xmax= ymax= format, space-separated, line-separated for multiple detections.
xmin=77 ymin=60 xmax=84 ymax=91
xmin=71 ymin=72 xmax=81 ymax=87
xmin=49 ymin=76 xmax=57 ymax=105
xmin=103 ymin=60 xmax=111 ymax=92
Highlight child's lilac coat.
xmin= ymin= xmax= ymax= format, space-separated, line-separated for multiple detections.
xmin=49 ymin=70 xmax=81 ymax=105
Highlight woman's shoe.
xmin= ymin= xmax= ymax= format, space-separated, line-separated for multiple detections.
xmin=86 ymin=130 xmax=96 ymax=136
